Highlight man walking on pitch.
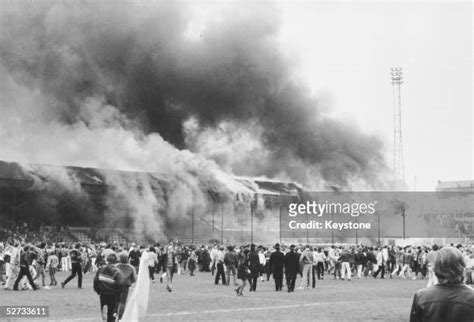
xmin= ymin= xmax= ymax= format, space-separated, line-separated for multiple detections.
xmin=128 ymin=243 xmax=140 ymax=273
xmin=284 ymin=244 xmax=300 ymax=292
xmin=299 ymin=245 xmax=314 ymax=289
xmin=214 ymin=246 xmax=226 ymax=285
xmin=13 ymin=244 xmax=38 ymax=291
xmin=248 ymin=244 xmax=260 ymax=291
xmin=62 ymin=243 xmax=83 ymax=289
xmin=270 ymin=243 xmax=285 ymax=291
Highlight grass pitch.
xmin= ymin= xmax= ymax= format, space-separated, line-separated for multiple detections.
xmin=1 ymin=270 xmax=425 ymax=321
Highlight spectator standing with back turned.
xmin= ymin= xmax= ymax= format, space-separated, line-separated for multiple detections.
xmin=115 ymin=253 xmax=136 ymax=321
xmin=409 ymin=247 xmax=474 ymax=322
xmin=94 ymin=253 xmax=124 ymax=322
xmin=284 ymin=244 xmax=300 ymax=292
xmin=224 ymin=246 xmax=238 ymax=286
xmin=270 ymin=243 xmax=285 ymax=291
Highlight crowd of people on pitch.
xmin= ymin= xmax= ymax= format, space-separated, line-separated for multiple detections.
xmin=204 ymin=243 xmax=474 ymax=296
xmin=1 ymin=238 xmax=474 ymax=321
xmin=2 ymin=240 xmax=474 ymax=291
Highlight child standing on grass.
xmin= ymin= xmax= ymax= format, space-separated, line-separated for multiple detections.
xmin=47 ymin=249 xmax=59 ymax=286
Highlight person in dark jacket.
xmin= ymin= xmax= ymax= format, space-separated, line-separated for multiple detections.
xmin=284 ymin=244 xmax=300 ymax=292
xmin=187 ymin=247 xmax=197 ymax=276
xmin=355 ymin=249 xmax=366 ymax=279
xmin=62 ymin=243 xmax=83 ymax=289
xmin=224 ymin=246 xmax=238 ymax=286
xmin=201 ymin=247 xmax=211 ymax=272
xmin=410 ymin=247 xmax=474 ymax=322
xmin=128 ymin=243 xmax=140 ymax=272
xmin=180 ymin=247 xmax=189 ymax=273
xmin=95 ymin=248 xmax=105 ymax=268
xmin=339 ymin=248 xmax=352 ymax=281
xmin=387 ymin=246 xmax=396 ymax=278
xmin=93 ymin=253 xmax=124 ymax=322
xmin=248 ymin=244 xmax=260 ymax=292
xmin=270 ymin=243 xmax=285 ymax=291
xmin=236 ymin=248 xmax=250 ymax=296
xmin=13 ymin=245 xmax=38 ymax=291
xmin=115 ymin=253 xmax=136 ymax=320
xmin=364 ymin=248 xmax=377 ymax=277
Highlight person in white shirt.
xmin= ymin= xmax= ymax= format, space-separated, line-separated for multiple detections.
xmin=214 ymin=246 xmax=226 ymax=285
xmin=464 ymin=248 xmax=474 ymax=284
xmin=373 ymin=246 xmax=388 ymax=279
xmin=258 ymin=248 xmax=266 ymax=282
xmin=4 ymin=240 xmax=21 ymax=290
xmin=314 ymin=248 xmax=326 ymax=281
xmin=327 ymin=246 xmax=335 ymax=274
xmin=3 ymin=242 xmax=13 ymax=283
xmin=210 ymin=245 xmax=219 ymax=276
xmin=60 ymin=245 xmax=70 ymax=272
xmin=298 ymin=245 xmax=313 ymax=289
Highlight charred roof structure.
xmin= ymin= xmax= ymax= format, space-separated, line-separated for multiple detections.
xmin=0 ymin=160 xmax=303 ymax=243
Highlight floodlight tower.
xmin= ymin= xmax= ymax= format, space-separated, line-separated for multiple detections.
xmin=391 ymin=67 xmax=405 ymax=184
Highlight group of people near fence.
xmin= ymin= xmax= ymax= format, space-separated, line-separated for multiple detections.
xmin=1 ymin=238 xmax=473 ymax=321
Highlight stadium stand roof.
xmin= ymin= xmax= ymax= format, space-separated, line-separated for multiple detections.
xmin=0 ymin=160 xmax=304 ymax=196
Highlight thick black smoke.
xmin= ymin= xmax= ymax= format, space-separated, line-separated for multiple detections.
xmin=0 ymin=1 xmax=387 ymax=187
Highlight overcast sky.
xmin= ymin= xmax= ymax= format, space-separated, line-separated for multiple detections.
xmin=275 ymin=0 xmax=472 ymax=190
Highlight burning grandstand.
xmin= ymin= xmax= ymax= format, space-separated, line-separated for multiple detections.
xmin=0 ymin=2 xmax=389 ymax=243
xmin=0 ymin=161 xmax=302 ymax=244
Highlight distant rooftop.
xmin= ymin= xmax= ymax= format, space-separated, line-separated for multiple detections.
xmin=435 ymin=180 xmax=474 ymax=191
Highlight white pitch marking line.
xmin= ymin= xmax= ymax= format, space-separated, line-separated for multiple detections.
xmin=147 ymin=302 xmax=324 ymax=317
xmin=53 ymin=302 xmax=326 ymax=320
xmin=145 ymin=297 xmax=409 ymax=318
xmin=48 ymin=297 xmax=410 ymax=320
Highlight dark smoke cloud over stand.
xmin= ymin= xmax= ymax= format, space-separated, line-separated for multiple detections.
xmin=0 ymin=1 xmax=387 ymax=190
